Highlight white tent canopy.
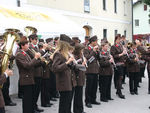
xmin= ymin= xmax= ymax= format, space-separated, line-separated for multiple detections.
xmin=0 ymin=6 xmax=85 ymax=40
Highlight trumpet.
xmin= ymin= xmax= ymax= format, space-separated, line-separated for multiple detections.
xmin=28 ymin=48 xmax=49 ymax=65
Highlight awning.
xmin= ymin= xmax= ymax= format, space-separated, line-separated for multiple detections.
xmin=0 ymin=6 xmax=85 ymax=39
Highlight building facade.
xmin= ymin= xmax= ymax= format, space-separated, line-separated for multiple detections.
xmin=24 ymin=0 xmax=132 ymax=43
xmin=133 ymin=0 xmax=150 ymax=35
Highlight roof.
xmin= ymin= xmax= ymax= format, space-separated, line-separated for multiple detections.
xmin=133 ymin=0 xmax=142 ymax=6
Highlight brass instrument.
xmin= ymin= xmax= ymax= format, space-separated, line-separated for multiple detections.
xmin=146 ymin=43 xmax=150 ymax=47
xmin=24 ymin=26 xmax=37 ymax=37
xmin=28 ymin=48 xmax=49 ymax=65
xmin=0 ymin=29 xmax=20 ymax=88
xmin=1 ymin=29 xmax=20 ymax=74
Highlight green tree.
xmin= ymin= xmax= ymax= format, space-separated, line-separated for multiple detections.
xmin=143 ymin=0 xmax=150 ymax=6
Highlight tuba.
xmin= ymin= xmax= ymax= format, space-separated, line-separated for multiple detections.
xmin=24 ymin=26 xmax=37 ymax=37
xmin=1 ymin=29 xmax=20 ymax=75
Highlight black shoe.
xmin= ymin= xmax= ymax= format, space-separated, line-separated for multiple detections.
xmin=116 ymin=93 xmax=125 ymax=99
xmin=100 ymin=99 xmax=108 ymax=102
xmin=149 ymin=106 xmax=150 ymax=109
xmin=5 ymin=102 xmax=17 ymax=106
xmin=134 ymin=92 xmax=138 ymax=95
xmin=34 ymin=110 xmax=40 ymax=113
xmin=107 ymin=98 xmax=114 ymax=100
xmin=82 ymin=112 xmax=86 ymax=113
xmin=130 ymin=92 xmax=134 ymax=95
xmin=36 ymin=107 xmax=44 ymax=112
xmin=41 ymin=104 xmax=51 ymax=107
xmin=148 ymin=91 xmax=150 ymax=94
xmin=51 ymin=98 xmax=57 ymax=101
xmin=91 ymin=101 xmax=101 ymax=105
xmin=138 ymin=85 xmax=141 ymax=88
xmin=85 ymin=103 xmax=92 ymax=108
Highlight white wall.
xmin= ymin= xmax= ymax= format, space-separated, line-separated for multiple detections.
xmin=133 ymin=2 xmax=150 ymax=34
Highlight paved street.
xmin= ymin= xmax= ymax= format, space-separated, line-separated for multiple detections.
xmin=5 ymin=72 xmax=150 ymax=113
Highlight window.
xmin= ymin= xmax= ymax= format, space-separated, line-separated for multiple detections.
xmin=84 ymin=0 xmax=90 ymax=13
xmin=135 ymin=19 xmax=139 ymax=26
xmin=103 ymin=29 xmax=107 ymax=39
xmin=115 ymin=30 xmax=118 ymax=37
xmin=103 ymin=0 xmax=106 ymax=10
xmin=114 ymin=0 xmax=117 ymax=13
xmin=124 ymin=30 xmax=127 ymax=37
xmin=144 ymin=5 xmax=147 ymax=11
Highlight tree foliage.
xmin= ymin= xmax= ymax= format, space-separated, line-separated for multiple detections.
xmin=143 ymin=0 xmax=150 ymax=5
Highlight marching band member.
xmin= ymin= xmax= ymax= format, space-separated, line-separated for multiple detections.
xmin=126 ymin=42 xmax=140 ymax=95
xmin=52 ymin=34 xmax=75 ymax=113
xmin=84 ymin=35 xmax=100 ymax=108
xmin=72 ymin=43 xmax=86 ymax=113
xmin=16 ymin=37 xmax=41 ymax=113
xmin=27 ymin=34 xmax=44 ymax=112
xmin=99 ymin=42 xmax=114 ymax=102
xmin=110 ymin=34 xmax=126 ymax=99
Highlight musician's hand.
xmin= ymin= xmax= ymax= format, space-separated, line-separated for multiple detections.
xmin=93 ymin=45 xmax=99 ymax=52
xmin=109 ymin=58 xmax=113 ymax=63
xmin=66 ymin=57 xmax=74 ymax=64
xmin=35 ymin=52 xmax=41 ymax=59
xmin=50 ymin=55 xmax=53 ymax=60
xmin=82 ymin=61 xmax=86 ymax=66
xmin=43 ymin=43 xmax=48 ymax=50
xmin=5 ymin=69 xmax=13 ymax=76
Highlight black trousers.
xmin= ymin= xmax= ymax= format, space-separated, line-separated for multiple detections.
xmin=0 ymin=107 xmax=5 ymax=113
xmin=114 ymin=66 xmax=124 ymax=93
xmin=122 ymin=67 xmax=127 ymax=83
xmin=41 ymin=79 xmax=50 ymax=106
xmin=99 ymin=75 xmax=112 ymax=100
xmin=85 ymin=74 xmax=98 ymax=103
xmin=73 ymin=86 xmax=84 ymax=113
xmin=129 ymin=72 xmax=139 ymax=93
xmin=139 ymin=67 xmax=145 ymax=83
xmin=22 ymin=85 xmax=34 ymax=113
xmin=59 ymin=91 xmax=72 ymax=113
xmin=18 ymin=80 xmax=23 ymax=98
xmin=49 ymin=71 xmax=57 ymax=99
xmin=2 ymin=77 xmax=11 ymax=104
xmin=148 ymin=72 xmax=150 ymax=92
xmin=33 ymin=77 xmax=42 ymax=109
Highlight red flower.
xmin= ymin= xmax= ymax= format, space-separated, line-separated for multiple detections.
xmin=115 ymin=44 xmax=119 ymax=47
xmin=32 ymin=44 xmax=35 ymax=48
xmin=88 ymin=47 xmax=91 ymax=50
xmin=130 ymin=50 xmax=133 ymax=53
xmin=101 ymin=51 xmax=105 ymax=55
xmin=22 ymin=52 xmax=26 ymax=56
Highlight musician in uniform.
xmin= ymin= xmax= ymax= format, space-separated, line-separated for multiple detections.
xmin=72 ymin=43 xmax=86 ymax=113
xmin=84 ymin=35 xmax=100 ymax=108
xmin=126 ymin=42 xmax=140 ymax=95
xmin=16 ymin=37 xmax=41 ymax=113
xmin=99 ymin=42 xmax=114 ymax=102
xmin=82 ymin=36 xmax=90 ymax=47
xmin=110 ymin=34 xmax=126 ymax=99
xmin=27 ymin=34 xmax=44 ymax=112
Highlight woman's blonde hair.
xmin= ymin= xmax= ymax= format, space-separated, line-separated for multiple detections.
xmin=52 ymin=41 xmax=72 ymax=60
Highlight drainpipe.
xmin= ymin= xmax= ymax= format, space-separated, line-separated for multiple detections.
xmin=131 ymin=0 xmax=134 ymax=42
xmin=17 ymin=0 xmax=21 ymax=7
